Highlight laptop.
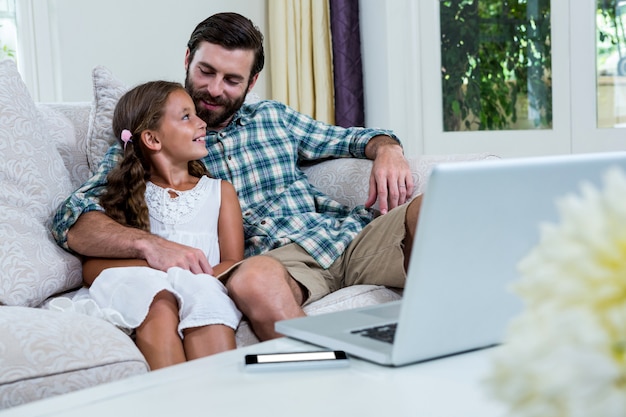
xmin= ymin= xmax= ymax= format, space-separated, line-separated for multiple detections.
xmin=276 ymin=152 xmax=626 ymax=366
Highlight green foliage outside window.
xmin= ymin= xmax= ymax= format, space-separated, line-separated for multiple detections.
xmin=0 ymin=24 xmax=16 ymax=60
xmin=0 ymin=42 xmax=15 ymax=59
xmin=440 ymin=0 xmax=552 ymax=131
xmin=598 ymin=0 xmax=626 ymax=75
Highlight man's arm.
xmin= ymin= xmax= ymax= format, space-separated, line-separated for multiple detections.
xmin=364 ymin=135 xmax=415 ymax=214
xmin=275 ymin=102 xmax=413 ymax=211
xmin=69 ymin=211 xmax=213 ymax=275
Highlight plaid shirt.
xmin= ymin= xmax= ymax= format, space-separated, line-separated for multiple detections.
xmin=51 ymin=100 xmax=399 ymax=269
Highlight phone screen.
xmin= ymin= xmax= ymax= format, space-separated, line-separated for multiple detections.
xmin=246 ymin=350 xmax=347 ymax=364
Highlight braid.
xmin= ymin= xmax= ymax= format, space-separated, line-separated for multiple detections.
xmin=188 ymin=160 xmax=210 ymax=178
xmin=101 ymin=149 xmax=151 ymax=232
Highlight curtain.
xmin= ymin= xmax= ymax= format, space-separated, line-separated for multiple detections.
xmin=329 ymin=0 xmax=365 ymax=128
xmin=269 ymin=0 xmax=335 ymax=124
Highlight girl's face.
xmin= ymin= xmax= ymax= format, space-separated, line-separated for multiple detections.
xmin=154 ymin=89 xmax=208 ymax=164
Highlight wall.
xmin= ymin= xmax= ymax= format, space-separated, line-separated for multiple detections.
xmin=359 ymin=0 xmax=422 ymax=157
xmin=24 ymin=1 xmax=613 ymax=159
xmin=14 ymin=0 xmax=416 ymax=153
xmin=18 ymin=0 xmax=419 ymax=153
xmin=17 ymin=0 xmax=269 ymax=102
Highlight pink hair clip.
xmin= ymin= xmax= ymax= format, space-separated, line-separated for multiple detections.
xmin=121 ymin=129 xmax=133 ymax=150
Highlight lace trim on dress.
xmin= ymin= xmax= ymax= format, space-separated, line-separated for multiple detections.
xmin=145 ymin=176 xmax=211 ymax=225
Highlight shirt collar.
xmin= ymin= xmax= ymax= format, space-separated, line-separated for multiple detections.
xmin=207 ymin=102 xmax=256 ymax=135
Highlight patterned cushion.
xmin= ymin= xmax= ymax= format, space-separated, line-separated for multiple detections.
xmin=0 ymin=60 xmax=82 ymax=307
xmin=0 ymin=306 xmax=148 ymax=409
xmin=86 ymin=65 xmax=128 ymax=173
xmin=38 ymin=103 xmax=92 ymax=189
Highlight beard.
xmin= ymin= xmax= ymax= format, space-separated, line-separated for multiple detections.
xmin=185 ymin=72 xmax=248 ymax=129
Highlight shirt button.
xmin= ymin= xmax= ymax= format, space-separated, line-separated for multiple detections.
xmin=261 ymin=220 xmax=267 ymax=225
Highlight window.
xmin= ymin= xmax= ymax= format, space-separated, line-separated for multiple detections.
xmin=439 ymin=0 xmax=552 ymax=132
xmin=597 ymin=0 xmax=626 ymax=128
xmin=363 ymin=2 xmax=625 ymax=157
xmin=0 ymin=0 xmax=17 ymax=60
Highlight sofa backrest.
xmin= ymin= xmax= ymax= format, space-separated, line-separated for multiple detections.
xmin=36 ymin=103 xmax=499 ymax=212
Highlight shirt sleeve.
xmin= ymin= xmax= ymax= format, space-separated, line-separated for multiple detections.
xmin=278 ymin=103 xmax=401 ymax=161
xmin=50 ymin=144 xmax=123 ymax=251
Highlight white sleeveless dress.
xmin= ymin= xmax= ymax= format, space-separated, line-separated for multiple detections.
xmin=49 ymin=176 xmax=242 ymax=336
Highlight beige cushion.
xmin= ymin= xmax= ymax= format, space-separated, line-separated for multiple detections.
xmin=0 ymin=60 xmax=81 ymax=307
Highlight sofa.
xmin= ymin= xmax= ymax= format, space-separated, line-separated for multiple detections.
xmin=0 ymin=59 xmax=498 ymax=409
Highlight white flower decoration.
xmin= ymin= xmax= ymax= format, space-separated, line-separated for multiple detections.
xmin=485 ymin=167 xmax=626 ymax=417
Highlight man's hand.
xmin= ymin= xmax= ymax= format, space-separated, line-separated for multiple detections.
xmin=68 ymin=211 xmax=214 ymax=275
xmin=364 ymin=135 xmax=414 ymax=214
xmin=137 ymin=234 xmax=214 ymax=275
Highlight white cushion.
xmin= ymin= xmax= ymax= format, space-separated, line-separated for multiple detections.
xmin=86 ymin=65 xmax=128 ymax=173
xmin=38 ymin=103 xmax=91 ymax=189
xmin=0 ymin=59 xmax=81 ymax=307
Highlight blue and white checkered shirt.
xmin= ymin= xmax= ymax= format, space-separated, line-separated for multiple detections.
xmin=51 ymin=100 xmax=400 ymax=269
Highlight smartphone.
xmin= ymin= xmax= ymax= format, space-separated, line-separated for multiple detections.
xmin=244 ymin=350 xmax=349 ymax=372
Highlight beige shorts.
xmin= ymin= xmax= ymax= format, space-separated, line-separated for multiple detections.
xmin=264 ymin=203 xmax=409 ymax=305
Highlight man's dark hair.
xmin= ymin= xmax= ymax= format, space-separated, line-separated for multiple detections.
xmin=187 ymin=12 xmax=265 ymax=79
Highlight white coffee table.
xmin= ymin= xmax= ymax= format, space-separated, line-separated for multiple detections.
xmin=2 ymin=337 xmax=505 ymax=417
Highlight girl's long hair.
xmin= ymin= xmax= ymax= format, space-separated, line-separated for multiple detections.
xmin=100 ymin=81 xmax=208 ymax=231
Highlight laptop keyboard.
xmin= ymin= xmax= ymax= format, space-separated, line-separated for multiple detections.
xmin=351 ymin=323 xmax=397 ymax=344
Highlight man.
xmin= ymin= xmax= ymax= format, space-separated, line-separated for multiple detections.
xmin=52 ymin=12 xmax=421 ymax=342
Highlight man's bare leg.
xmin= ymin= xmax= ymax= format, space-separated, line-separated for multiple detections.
xmin=225 ymin=256 xmax=305 ymax=341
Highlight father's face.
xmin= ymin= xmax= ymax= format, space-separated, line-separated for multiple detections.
xmin=185 ymin=42 xmax=258 ymax=129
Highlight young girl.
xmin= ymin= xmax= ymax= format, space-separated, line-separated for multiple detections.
xmin=80 ymin=81 xmax=244 ymax=370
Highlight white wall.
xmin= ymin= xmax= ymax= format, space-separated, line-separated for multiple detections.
xmin=17 ymin=0 xmax=269 ymax=102
xmin=359 ymin=0 xmax=422 ymax=157
xmin=17 ymin=0 xmax=423 ymax=157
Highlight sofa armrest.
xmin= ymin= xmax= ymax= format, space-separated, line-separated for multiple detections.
xmin=0 ymin=306 xmax=148 ymax=408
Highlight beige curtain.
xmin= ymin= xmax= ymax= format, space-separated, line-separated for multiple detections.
xmin=268 ymin=0 xmax=335 ymax=124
